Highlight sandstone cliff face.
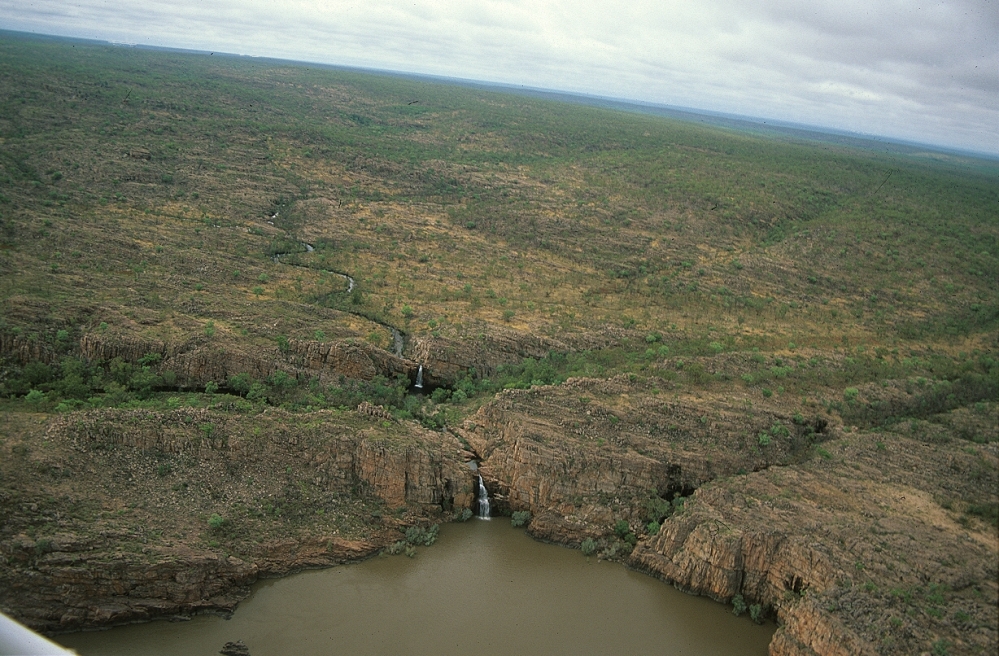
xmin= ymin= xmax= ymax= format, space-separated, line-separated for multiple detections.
xmin=0 ymin=332 xmax=59 ymax=365
xmin=460 ymin=377 xmax=997 ymax=656
xmin=75 ymin=332 xmax=421 ymax=388
xmin=461 ymin=375 xmax=821 ymax=543
xmin=629 ymin=432 xmax=998 ymax=656
xmin=407 ymin=330 xmax=565 ymax=387
xmin=0 ymin=408 xmax=474 ymax=633
xmin=4 ymin=537 xmax=259 ymax=630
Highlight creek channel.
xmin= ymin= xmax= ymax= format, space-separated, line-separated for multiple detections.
xmin=57 ymin=520 xmax=773 ymax=655
xmin=273 ymin=242 xmax=405 ymax=357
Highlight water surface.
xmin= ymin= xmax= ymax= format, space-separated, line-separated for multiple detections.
xmin=59 ymin=520 xmax=773 ymax=655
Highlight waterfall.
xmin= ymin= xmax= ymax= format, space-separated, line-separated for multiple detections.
xmin=414 ymin=365 xmax=424 ymax=389
xmin=477 ymin=475 xmax=491 ymax=520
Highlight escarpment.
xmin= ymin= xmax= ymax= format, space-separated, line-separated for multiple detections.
xmin=461 ymin=378 xmax=998 ymax=656
xmin=461 ymin=375 xmax=825 ymax=542
xmin=0 ymin=408 xmax=475 ymax=633
xmin=406 ymin=330 xmax=565 ymax=387
xmin=76 ymin=332 xmax=421 ymax=388
xmin=629 ymin=432 xmax=999 ymax=655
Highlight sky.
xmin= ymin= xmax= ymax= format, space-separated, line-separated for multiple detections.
xmin=2 ymin=1 xmax=997 ymax=156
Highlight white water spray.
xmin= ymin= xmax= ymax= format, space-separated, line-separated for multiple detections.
xmin=477 ymin=475 xmax=491 ymax=520
xmin=415 ymin=365 xmax=424 ymax=389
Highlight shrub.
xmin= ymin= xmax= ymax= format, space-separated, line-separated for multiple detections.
xmin=758 ymin=432 xmax=771 ymax=446
xmin=453 ymin=508 xmax=473 ymax=522
xmin=208 ymin=513 xmax=225 ymax=530
xmin=511 ymin=510 xmax=531 ymax=527
xmin=405 ymin=524 xmax=440 ymax=546
xmin=749 ymin=603 xmax=763 ymax=623
xmin=770 ymin=423 xmax=790 ymax=438
xmin=647 ymin=521 xmax=660 ymax=535
xmin=385 ymin=540 xmax=408 ymax=555
xmin=580 ymin=538 xmax=597 ymax=556
xmin=614 ymin=519 xmax=631 ymax=538
xmin=228 ymin=373 xmax=252 ymax=395
xmin=732 ymin=594 xmax=747 ymax=616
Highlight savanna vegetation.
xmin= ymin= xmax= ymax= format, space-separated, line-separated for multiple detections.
xmin=1 ymin=33 xmax=996 ymax=429
xmin=1 ymin=31 xmax=997 ymax=655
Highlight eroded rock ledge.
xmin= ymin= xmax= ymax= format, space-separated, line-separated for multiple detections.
xmin=0 ymin=407 xmax=475 ymax=632
xmin=462 ymin=378 xmax=997 ymax=656
xmin=1 ymin=377 xmax=995 ymax=655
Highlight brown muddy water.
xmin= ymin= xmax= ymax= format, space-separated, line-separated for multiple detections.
xmin=58 ymin=520 xmax=774 ymax=655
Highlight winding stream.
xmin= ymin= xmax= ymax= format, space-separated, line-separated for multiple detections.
xmin=272 ymin=240 xmax=404 ymax=357
xmin=57 ymin=521 xmax=773 ymax=656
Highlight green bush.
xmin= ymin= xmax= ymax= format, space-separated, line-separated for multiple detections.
xmin=511 ymin=510 xmax=531 ymax=527
xmin=405 ymin=523 xmax=440 ymax=546
xmin=25 ymin=389 xmax=46 ymax=404
xmin=453 ymin=508 xmax=473 ymax=522
xmin=580 ymin=538 xmax=597 ymax=556
xmin=385 ymin=540 xmax=407 ymax=555
xmin=614 ymin=519 xmax=631 ymax=538
xmin=732 ymin=594 xmax=747 ymax=616
xmin=208 ymin=513 xmax=225 ymax=530
xmin=749 ymin=603 xmax=763 ymax=623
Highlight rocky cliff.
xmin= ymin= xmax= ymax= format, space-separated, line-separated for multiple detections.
xmin=460 ymin=375 xmax=823 ymax=542
xmin=460 ymin=377 xmax=997 ymax=656
xmin=0 ymin=407 xmax=475 ymax=632
xmin=74 ymin=332 xmax=421 ymax=388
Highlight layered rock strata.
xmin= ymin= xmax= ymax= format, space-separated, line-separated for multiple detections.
xmin=463 ymin=377 xmax=997 ymax=656
xmin=0 ymin=407 xmax=474 ymax=632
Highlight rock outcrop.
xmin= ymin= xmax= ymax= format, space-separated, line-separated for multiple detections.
xmin=459 ymin=377 xmax=997 ymax=656
xmin=461 ymin=375 xmax=821 ymax=542
xmin=75 ymin=332 xmax=421 ymax=388
xmin=407 ymin=330 xmax=566 ymax=387
xmin=629 ymin=432 xmax=998 ymax=656
xmin=0 ymin=408 xmax=475 ymax=633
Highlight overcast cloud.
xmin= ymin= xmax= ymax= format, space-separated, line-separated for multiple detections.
xmin=2 ymin=1 xmax=997 ymax=155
